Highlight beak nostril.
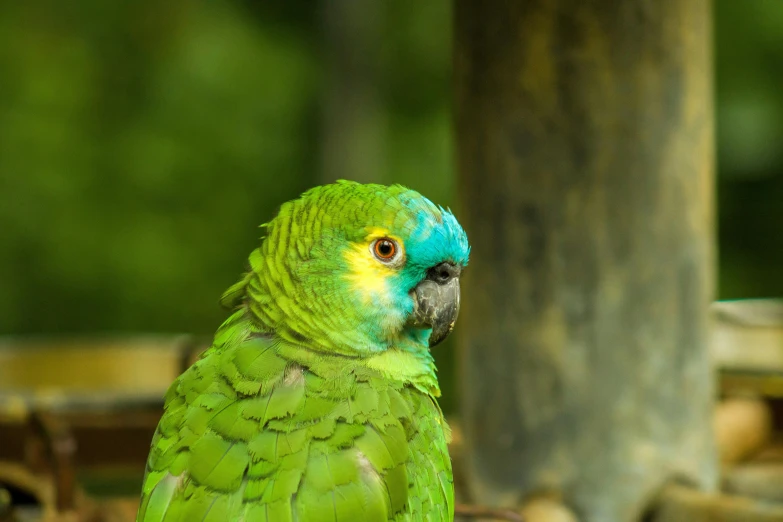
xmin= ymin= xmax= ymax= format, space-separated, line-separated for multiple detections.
xmin=426 ymin=261 xmax=460 ymax=285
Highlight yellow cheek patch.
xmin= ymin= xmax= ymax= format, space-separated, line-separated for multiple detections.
xmin=343 ymin=228 xmax=404 ymax=304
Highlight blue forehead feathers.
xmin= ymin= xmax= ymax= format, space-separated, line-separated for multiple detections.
xmin=396 ymin=192 xmax=470 ymax=276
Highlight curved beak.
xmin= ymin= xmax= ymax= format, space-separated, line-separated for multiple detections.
xmin=408 ymin=262 xmax=462 ymax=347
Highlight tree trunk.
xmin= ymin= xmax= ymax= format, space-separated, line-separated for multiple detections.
xmin=454 ymin=1 xmax=716 ymax=521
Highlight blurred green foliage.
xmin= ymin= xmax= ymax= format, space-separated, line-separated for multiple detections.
xmin=0 ymin=1 xmax=781 ymax=412
xmin=715 ymin=0 xmax=783 ymax=298
xmin=0 ymin=0 xmax=454 ymax=334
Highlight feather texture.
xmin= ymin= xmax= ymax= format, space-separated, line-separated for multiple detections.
xmin=138 ymin=325 xmax=454 ymax=521
xmin=137 ymin=182 xmax=467 ymax=521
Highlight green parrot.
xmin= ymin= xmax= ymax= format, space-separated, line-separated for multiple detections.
xmin=136 ymin=181 xmax=469 ymax=521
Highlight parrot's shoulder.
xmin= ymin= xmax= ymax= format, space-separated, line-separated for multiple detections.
xmin=138 ymin=332 xmax=454 ymax=521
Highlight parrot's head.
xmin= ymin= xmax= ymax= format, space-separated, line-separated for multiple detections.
xmin=234 ymin=180 xmax=469 ymax=356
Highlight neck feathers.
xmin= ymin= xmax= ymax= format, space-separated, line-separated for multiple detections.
xmin=211 ymin=307 xmax=441 ymax=396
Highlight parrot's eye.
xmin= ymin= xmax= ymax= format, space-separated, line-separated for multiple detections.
xmin=372 ymin=238 xmax=399 ymax=263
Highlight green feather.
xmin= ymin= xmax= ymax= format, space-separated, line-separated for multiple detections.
xmin=354 ymin=427 xmax=396 ymax=471
xmin=307 ymin=451 xmax=361 ymax=491
xmin=188 ymin=435 xmax=248 ymax=491
xmin=137 ymin=182 xmax=462 ymax=521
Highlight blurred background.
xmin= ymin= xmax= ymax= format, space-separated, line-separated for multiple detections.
xmin=0 ymin=0 xmax=781 ymax=519
xmin=1 ymin=0 xmax=782 ymax=407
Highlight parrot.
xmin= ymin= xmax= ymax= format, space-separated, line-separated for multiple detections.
xmin=136 ymin=180 xmax=470 ymax=522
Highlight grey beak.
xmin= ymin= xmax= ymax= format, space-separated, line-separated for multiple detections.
xmin=409 ymin=262 xmax=462 ymax=347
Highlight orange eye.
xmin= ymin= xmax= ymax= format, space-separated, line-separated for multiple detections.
xmin=373 ymin=238 xmax=398 ymax=262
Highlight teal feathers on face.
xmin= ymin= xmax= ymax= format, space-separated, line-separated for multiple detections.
xmin=228 ymin=180 xmax=469 ymax=355
xmin=137 ymin=181 xmax=468 ymax=522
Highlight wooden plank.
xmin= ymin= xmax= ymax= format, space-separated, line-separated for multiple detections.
xmin=712 ymin=300 xmax=783 ymax=375
xmin=0 ymin=335 xmax=199 ymax=396
xmin=454 ymin=0 xmax=716 ymax=520
xmin=723 ymin=462 xmax=783 ymax=504
xmin=648 ymin=485 xmax=783 ymax=522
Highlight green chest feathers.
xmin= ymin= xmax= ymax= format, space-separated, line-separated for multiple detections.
xmin=137 ymin=337 xmax=454 ymax=522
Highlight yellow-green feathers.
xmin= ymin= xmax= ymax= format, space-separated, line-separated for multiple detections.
xmin=137 ymin=181 xmax=468 ymax=521
xmin=343 ymin=227 xmax=401 ymax=306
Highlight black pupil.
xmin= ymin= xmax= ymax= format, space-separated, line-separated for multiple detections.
xmin=378 ymin=241 xmax=393 ymax=256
